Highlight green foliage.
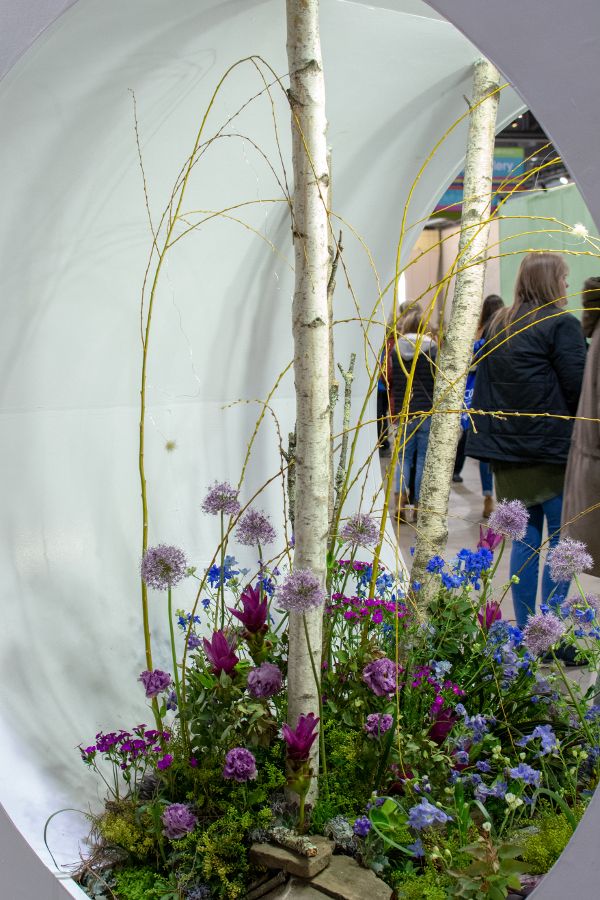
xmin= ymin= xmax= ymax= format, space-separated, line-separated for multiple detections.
xmin=520 ymin=806 xmax=583 ymax=875
xmin=447 ymin=831 xmax=528 ymax=899
xmin=316 ymin=721 xmax=371 ymax=821
xmin=113 ymin=866 xmax=171 ymax=900
xmin=389 ymin=866 xmax=451 ymax=899
xmin=196 ymin=805 xmax=271 ymax=899
xmin=98 ymin=805 xmax=155 ymax=860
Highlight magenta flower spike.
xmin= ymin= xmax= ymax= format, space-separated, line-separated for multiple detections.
xmin=282 ymin=712 xmax=319 ymax=762
xmin=478 ymin=601 xmax=502 ymax=631
xmin=203 ymin=630 xmax=239 ymax=676
xmin=477 ymin=525 xmax=503 ymax=552
xmin=229 ymin=584 xmax=268 ymax=633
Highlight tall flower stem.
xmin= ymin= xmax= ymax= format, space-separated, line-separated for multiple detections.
xmin=168 ymin=587 xmax=187 ymax=750
xmin=219 ymin=511 xmax=226 ymax=631
xmin=302 ymin=614 xmax=328 ymax=795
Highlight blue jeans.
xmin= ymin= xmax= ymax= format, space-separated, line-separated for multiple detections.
xmin=396 ymin=417 xmax=431 ymax=502
xmin=480 ymin=461 xmax=493 ymax=497
xmin=510 ymin=493 xmax=570 ymax=628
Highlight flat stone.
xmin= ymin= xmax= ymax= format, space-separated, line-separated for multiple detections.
xmin=309 ymin=854 xmax=392 ymax=900
xmin=261 ymin=876 xmax=326 ymax=899
xmin=250 ymin=837 xmax=334 ymax=879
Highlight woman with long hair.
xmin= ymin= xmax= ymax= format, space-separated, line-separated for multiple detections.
xmin=467 ymin=253 xmax=586 ymax=628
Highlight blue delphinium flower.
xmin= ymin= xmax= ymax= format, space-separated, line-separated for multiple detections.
xmin=442 ymin=572 xmax=465 ymax=590
xmin=376 ymin=572 xmax=394 ymax=593
xmin=202 ymin=598 xmax=211 ymax=610
xmin=508 ymin=763 xmax=541 ymax=786
xmin=426 ymin=555 xmax=445 ymax=574
xmin=476 ymin=760 xmax=492 ymax=773
xmin=407 ymin=838 xmax=425 ymax=857
xmin=408 ymin=799 xmax=452 ymax=830
xmin=455 ymin=750 xmax=470 ymax=765
xmin=475 ymin=780 xmax=507 ymax=802
xmin=463 ymin=713 xmax=494 ymax=744
xmin=517 ymin=724 xmax=558 ymax=757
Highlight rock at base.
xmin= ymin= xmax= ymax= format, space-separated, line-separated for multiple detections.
xmin=250 ymin=837 xmax=334 ymax=879
xmin=309 ymin=854 xmax=392 ymax=900
xmin=261 ymin=877 xmax=326 ymax=899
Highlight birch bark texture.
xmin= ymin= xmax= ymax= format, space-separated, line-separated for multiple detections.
xmin=285 ymin=0 xmax=330 ymax=798
xmin=411 ymin=59 xmax=500 ymax=596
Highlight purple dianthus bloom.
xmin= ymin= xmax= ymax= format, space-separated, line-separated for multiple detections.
xmin=157 ymin=753 xmax=173 ymax=770
xmin=229 ymin=584 xmax=268 ymax=633
xmin=141 ymin=545 xmax=188 ymax=591
xmin=282 ymin=713 xmax=319 ymax=762
xmin=522 ymin=612 xmax=565 ymax=657
xmin=508 ymin=763 xmax=541 ymax=787
xmin=488 ymin=500 xmax=529 ymax=541
xmin=364 ymin=713 xmax=394 ymax=738
xmin=340 ymin=513 xmax=379 ymax=549
xmin=203 ymin=630 xmax=239 ymax=676
xmin=139 ymin=669 xmax=172 ymax=698
xmin=247 ymin=662 xmax=283 ymax=699
xmin=162 ymin=803 xmax=198 ymax=839
xmin=223 ymin=747 xmax=257 ymax=782
xmin=201 ymin=481 xmax=241 ymax=517
xmin=407 ymin=799 xmax=452 ymax=830
xmin=548 ymin=538 xmax=593 ymax=583
xmin=235 ymin=508 xmax=276 ymax=547
xmin=362 ymin=658 xmax=398 ymax=696
xmin=276 ymin=569 xmax=326 ymax=613
xmin=353 ymin=815 xmax=372 ymax=837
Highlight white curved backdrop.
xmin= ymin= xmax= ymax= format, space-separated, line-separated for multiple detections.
xmin=0 ymin=0 xmax=523 ymax=895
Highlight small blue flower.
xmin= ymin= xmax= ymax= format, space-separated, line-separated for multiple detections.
xmin=408 ymin=799 xmax=452 ymax=830
xmin=202 ymin=598 xmax=211 ymax=609
xmin=426 ymin=555 xmax=445 ymax=574
xmin=508 ymin=763 xmax=541 ymax=786
xmin=407 ymin=838 xmax=425 ymax=857
xmin=476 ymin=760 xmax=492 ymax=773
xmin=353 ymin=815 xmax=372 ymax=838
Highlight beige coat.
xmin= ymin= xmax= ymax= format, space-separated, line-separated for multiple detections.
xmin=562 ymin=279 xmax=600 ymax=577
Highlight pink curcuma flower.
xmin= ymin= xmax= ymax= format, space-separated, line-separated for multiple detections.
xmin=282 ymin=713 xmax=319 ymax=762
xmin=203 ymin=630 xmax=239 ymax=676
xmin=477 ymin=525 xmax=503 ymax=552
xmin=229 ymin=584 xmax=268 ymax=633
xmin=478 ymin=601 xmax=502 ymax=631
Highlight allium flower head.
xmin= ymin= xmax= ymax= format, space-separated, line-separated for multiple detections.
xmin=488 ymin=500 xmax=529 ymax=541
xmin=201 ymin=481 xmax=241 ymax=517
xmin=235 ymin=508 xmax=276 ymax=547
xmin=223 ymin=747 xmax=257 ymax=782
xmin=247 ymin=662 xmax=283 ymax=699
xmin=522 ymin=612 xmax=565 ymax=656
xmin=139 ymin=669 xmax=172 ymax=698
xmin=282 ymin=713 xmax=319 ymax=761
xmin=362 ymin=657 xmax=398 ymax=696
xmin=141 ymin=545 xmax=188 ymax=591
xmin=229 ymin=584 xmax=268 ymax=633
xmin=407 ymin=799 xmax=452 ymax=831
xmin=340 ymin=513 xmax=379 ymax=549
xmin=276 ymin=569 xmax=326 ymax=613
xmin=364 ymin=713 xmax=394 ymax=738
xmin=162 ymin=803 xmax=198 ymax=840
xmin=203 ymin=630 xmax=239 ymax=676
xmin=548 ymin=538 xmax=593 ymax=583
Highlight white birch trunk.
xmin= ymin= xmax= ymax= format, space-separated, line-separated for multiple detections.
xmin=411 ymin=59 xmax=500 ymax=598
xmin=285 ymin=0 xmax=330 ymax=802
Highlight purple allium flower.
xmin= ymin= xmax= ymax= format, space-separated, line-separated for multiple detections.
xmin=362 ymin=658 xmax=398 ymax=696
xmin=276 ymin=569 xmax=326 ymax=613
xmin=353 ymin=815 xmax=372 ymax=837
xmin=247 ymin=662 xmax=283 ymax=699
xmin=157 ymin=753 xmax=173 ymax=770
xmin=478 ymin=601 xmax=502 ymax=631
xmin=139 ymin=669 xmax=172 ymax=698
xmin=522 ymin=612 xmax=565 ymax=657
xmin=235 ymin=508 xmax=276 ymax=547
xmin=364 ymin=713 xmax=394 ymax=738
xmin=478 ymin=525 xmax=504 ymax=552
xmin=223 ymin=747 xmax=257 ymax=782
xmin=340 ymin=513 xmax=379 ymax=549
xmin=203 ymin=630 xmax=238 ymax=676
xmin=201 ymin=481 xmax=241 ymax=517
xmin=229 ymin=584 xmax=268 ymax=633
xmin=162 ymin=803 xmax=198 ymax=839
xmin=548 ymin=538 xmax=593 ymax=583
xmin=141 ymin=545 xmax=188 ymax=591
xmin=282 ymin=713 xmax=319 ymax=762
xmin=407 ymin=799 xmax=452 ymax=831
xmin=488 ymin=500 xmax=529 ymax=541
xmin=508 ymin=763 xmax=541 ymax=787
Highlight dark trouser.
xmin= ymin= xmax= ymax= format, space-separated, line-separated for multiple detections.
xmin=377 ymin=391 xmax=390 ymax=449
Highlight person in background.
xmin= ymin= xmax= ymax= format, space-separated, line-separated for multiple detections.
xmin=562 ymin=276 xmax=600 ymax=577
xmin=453 ymin=293 xmax=504 ymax=520
xmin=391 ymin=311 xmax=437 ymax=523
xmin=377 ymin=307 xmax=407 ymax=454
xmin=467 ymin=253 xmax=586 ymax=629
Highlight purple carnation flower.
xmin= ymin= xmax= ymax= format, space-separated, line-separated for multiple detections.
xmin=362 ymin=658 xmax=397 ymax=696
xmin=548 ymin=538 xmax=593 ymax=583
xmin=162 ymin=803 xmax=198 ymax=839
xmin=223 ymin=747 xmax=258 ymax=782
xmin=488 ymin=500 xmax=529 ymax=541
xmin=340 ymin=513 xmax=379 ymax=549
xmin=522 ymin=612 xmax=565 ymax=657
xmin=201 ymin=481 xmax=241 ymax=517
xmin=235 ymin=508 xmax=276 ymax=547
xmin=276 ymin=569 xmax=326 ymax=613
xmin=353 ymin=815 xmax=372 ymax=837
xmin=247 ymin=662 xmax=283 ymax=699
xmin=364 ymin=713 xmax=394 ymax=738
xmin=141 ymin=544 xmax=188 ymax=591
xmin=139 ymin=669 xmax=172 ymax=698
xmin=407 ymin=799 xmax=452 ymax=831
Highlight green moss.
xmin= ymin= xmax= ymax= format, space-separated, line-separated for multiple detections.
xmin=388 ymin=866 xmax=450 ymax=899
xmin=113 ymin=866 xmax=170 ymax=900
xmin=98 ymin=808 xmax=155 ymax=860
xmin=521 ymin=807 xmax=583 ymax=875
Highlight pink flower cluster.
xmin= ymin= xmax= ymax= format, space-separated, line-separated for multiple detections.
xmin=328 ymin=592 xmax=408 ymax=625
